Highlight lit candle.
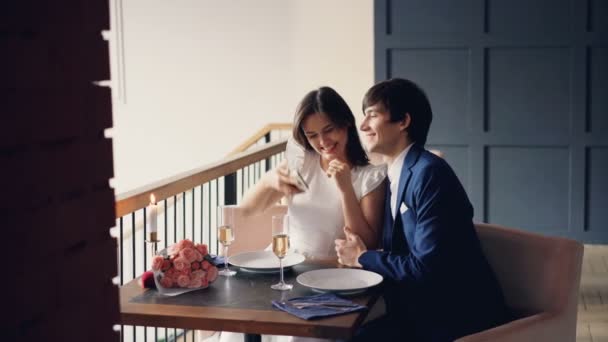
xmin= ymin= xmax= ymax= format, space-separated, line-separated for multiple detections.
xmin=147 ymin=194 xmax=158 ymax=241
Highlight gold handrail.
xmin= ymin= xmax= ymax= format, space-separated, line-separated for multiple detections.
xmin=228 ymin=123 xmax=291 ymax=156
xmin=115 ymin=139 xmax=287 ymax=217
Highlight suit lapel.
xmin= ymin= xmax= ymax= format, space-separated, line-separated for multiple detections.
xmin=392 ymin=143 xmax=422 ymax=230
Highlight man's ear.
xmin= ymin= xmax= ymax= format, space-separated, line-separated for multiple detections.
xmin=398 ymin=113 xmax=411 ymax=131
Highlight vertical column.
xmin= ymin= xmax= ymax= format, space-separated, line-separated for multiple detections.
xmin=4 ymin=1 xmax=119 ymax=340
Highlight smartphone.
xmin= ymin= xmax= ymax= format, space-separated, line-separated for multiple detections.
xmin=290 ymin=169 xmax=309 ymax=192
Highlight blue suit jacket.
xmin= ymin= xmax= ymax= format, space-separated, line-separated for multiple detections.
xmin=359 ymin=144 xmax=510 ymax=342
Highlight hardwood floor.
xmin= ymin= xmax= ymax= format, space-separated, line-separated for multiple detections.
xmin=577 ymin=245 xmax=608 ymax=342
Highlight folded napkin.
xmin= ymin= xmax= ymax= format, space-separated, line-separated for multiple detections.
xmin=272 ymin=293 xmax=366 ymax=320
xmin=207 ymin=254 xmax=226 ymax=267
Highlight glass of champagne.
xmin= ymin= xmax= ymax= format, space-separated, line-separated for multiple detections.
xmin=271 ymin=215 xmax=292 ymax=290
xmin=217 ymin=205 xmax=236 ymax=276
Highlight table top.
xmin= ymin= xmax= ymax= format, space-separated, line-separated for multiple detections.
xmin=120 ymin=261 xmax=382 ymax=339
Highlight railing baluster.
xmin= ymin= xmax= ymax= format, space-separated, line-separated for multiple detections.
xmin=225 ymin=173 xmax=237 ymax=205
xmin=132 ymin=212 xmax=136 ymax=342
xmin=264 ymin=132 xmax=271 ymax=171
xmin=207 ymin=182 xmax=212 ymax=253
xmin=173 ymin=195 xmax=177 ymax=244
xmin=243 ymin=166 xmax=247 ymax=195
xmin=200 ymin=184 xmax=205 ymax=243
xmin=143 ymin=207 xmax=147 ymax=275
xmin=133 ymin=316 xmax=136 ymax=340
xmin=120 ymin=217 xmax=124 ymax=285
xmin=244 ymin=165 xmax=248 ymax=193
xmin=119 ymin=216 xmax=124 ymax=342
xmin=240 ymin=169 xmax=245 ymax=197
xmin=164 ymin=199 xmax=168 ymax=249
xmin=248 ymin=165 xmax=253 ymax=192
xmin=131 ymin=213 xmax=136 ymax=280
xmin=249 ymin=164 xmax=252 ymax=192
xmin=215 ymin=179 xmax=219 ymax=253
xmin=192 ymin=188 xmax=195 ymax=242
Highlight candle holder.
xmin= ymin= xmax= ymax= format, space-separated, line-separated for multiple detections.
xmin=146 ymin=232 xmax=161 ymax=256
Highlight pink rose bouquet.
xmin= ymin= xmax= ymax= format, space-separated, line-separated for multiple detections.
xmin=150 ymin=239 xmax=219 ymax=295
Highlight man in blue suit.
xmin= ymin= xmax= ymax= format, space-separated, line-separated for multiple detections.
xmin=336 ymin=78 xmax=510 ymax=341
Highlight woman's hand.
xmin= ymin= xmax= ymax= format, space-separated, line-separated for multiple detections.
xmin=268 ymin=160 xmax=303 ymax=197
xmin=326 ymin=159 xmax=352 ymax=194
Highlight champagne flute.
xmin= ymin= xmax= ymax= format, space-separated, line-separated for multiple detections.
xmin=271 ymin=215 xmax=292 ymax=290
xmin=217 ymin=205 xmax=236 ymax=276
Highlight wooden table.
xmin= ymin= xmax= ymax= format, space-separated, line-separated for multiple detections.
xmin=120 ymin=261 xmax=381 ymax=341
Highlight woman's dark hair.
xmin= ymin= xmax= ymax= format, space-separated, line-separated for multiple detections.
xmin=292 ymin=87 xmax=369 ymax=167
xmin=362 ymin=78 xmax=433 ymax=146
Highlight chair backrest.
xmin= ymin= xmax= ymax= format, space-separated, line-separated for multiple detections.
xmin=475 ymin=223 xmax=584 ymax=317
xmin=224 ymin=205 xmax=288 ymax=255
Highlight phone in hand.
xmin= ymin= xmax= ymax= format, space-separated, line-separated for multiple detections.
xmin=289 ymin=169 xmax=309 ymax=192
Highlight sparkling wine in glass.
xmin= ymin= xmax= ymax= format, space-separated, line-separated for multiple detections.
xmin=271 ymin=215 xmax=292 ymax=291
xmin=218 ymin=206 xmax=236 ymax=276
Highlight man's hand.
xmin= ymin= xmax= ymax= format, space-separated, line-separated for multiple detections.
xmin=335 ymin=226 xmax=367 ymax=268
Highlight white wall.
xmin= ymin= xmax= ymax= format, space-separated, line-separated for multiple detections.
xmin=108 ymin=0 xmax=373 ymax=193
xmin=290 ymin=0 xmax=374 ymax=118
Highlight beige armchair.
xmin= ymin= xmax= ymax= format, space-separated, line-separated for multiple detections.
xmin=457 ymin=223 xmax=584 ymax=342
xmin=223 ymin=205 xmax=288 ymax=255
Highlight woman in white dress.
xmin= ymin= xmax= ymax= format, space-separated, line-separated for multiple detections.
xmin=241 ymin=86 xmax=386 ymax=257
xmin=211 ymin=87 xmax=386 ymax=342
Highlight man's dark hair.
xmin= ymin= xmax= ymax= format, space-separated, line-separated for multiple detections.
xmin=362 ymin=78 xmax=433 ymax=146
xmin=292 ymin=86 xmax=369 ymax=167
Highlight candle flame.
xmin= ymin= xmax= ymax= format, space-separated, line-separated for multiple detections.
xmin=150 ymin=194 xmax=156 ymax=204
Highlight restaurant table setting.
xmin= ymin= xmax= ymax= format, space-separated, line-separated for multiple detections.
xmin=122 ymin=203 xmax=384 ymax=340
xmin=132 ymin=260 xmax=381 ymax=314
xmin=133 ymin=207 xmax=383 ymax=326
xmin=140 ymin=210 xmax=382 ymax=310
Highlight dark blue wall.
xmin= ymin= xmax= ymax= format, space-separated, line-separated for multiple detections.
xmin=374 ymin=0 xmax=608 ymax=242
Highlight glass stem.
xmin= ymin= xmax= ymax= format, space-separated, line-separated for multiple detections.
xmin=279 ymin=258 xmax=284 ymax=284
xmin=224 ymin=245 xmax=229 ymax=272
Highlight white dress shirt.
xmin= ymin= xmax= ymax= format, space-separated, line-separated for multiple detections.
xmin=387 ymin=144 xmax=413 ymax=218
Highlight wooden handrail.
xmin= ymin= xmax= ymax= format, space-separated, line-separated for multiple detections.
xmin=229 ymin=123 xmax=291 ymax=156
xmin=115 ymin=138 xmax=287 ymax=217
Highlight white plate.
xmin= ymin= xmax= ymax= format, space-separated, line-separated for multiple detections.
xmin=296 ymin=268 xmax=383 ymax=295
xmin=229 ymin=250 xmax=305 ymax=273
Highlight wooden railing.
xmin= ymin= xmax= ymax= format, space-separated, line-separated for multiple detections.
xmin=115 ymin=139 xmax=287 ymax=217
xmin=228 ymin=123 xmax=291 ymax=156
xmin=115 ymin=123 xmax=291 ymax=218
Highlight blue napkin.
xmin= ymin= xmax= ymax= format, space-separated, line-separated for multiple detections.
xmin=207 ymin=254 xmax=226 ymax=267
xmin=272 ymin=293 xmax=366 ymax=320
